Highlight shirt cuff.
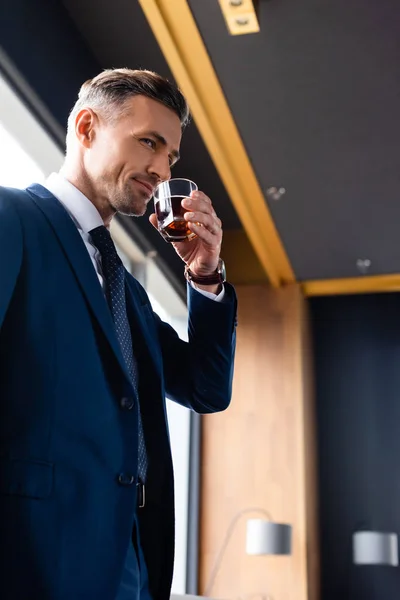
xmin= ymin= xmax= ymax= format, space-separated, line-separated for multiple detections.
xmin=190 ymin=282 xmax=226 ymax=302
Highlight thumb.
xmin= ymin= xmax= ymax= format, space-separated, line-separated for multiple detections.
xmin=149 ymin=213 xmax=159 ymax=230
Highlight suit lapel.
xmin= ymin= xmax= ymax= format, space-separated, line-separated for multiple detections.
xmin=125 ymin=277 xmax=162 ymax=376
xmin=26 ymin=184 xmax=132 ymax=385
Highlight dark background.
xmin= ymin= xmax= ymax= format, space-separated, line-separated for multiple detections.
xmin=311 ymin=292 xmax=400 ymax=598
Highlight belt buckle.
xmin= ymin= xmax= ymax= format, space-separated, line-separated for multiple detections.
xmin=137 ymin=481 xmax=145 ymax=508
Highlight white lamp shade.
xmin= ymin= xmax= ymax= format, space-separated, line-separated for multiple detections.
xmin=353 ymin=531 xmax=399 ymax=566
xmin=246 ymin=518 xmax=292 ymax=555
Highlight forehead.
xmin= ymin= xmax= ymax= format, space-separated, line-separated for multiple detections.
xmin=119 ymin=95 xmax=182 ymax=146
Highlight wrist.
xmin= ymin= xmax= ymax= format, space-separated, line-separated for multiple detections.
xmin=193 ymin=282 xmax=222 ymax=295
xmin=184 ymin=258 xmax=226 ymax=286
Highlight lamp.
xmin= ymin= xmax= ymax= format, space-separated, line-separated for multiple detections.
xmin=204 ymin=507 xmax=293 ymax=597
xmin=353 ymin=530 xmax=398 ymax=566
xmin=246 ymin=519 xmax=292 ymax=555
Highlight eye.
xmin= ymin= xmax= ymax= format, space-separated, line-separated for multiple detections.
xmin=141 ymin=138 xmax=156 ymax=149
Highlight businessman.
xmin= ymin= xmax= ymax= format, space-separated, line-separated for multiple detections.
xmin=0 ymin=68 xmax=237 ymax=600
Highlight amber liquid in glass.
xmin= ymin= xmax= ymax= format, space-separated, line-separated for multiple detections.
xmin=155 ymin=196 xmax=194 ymax=241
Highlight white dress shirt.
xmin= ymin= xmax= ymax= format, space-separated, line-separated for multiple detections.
xmin=44 ymin=173 xmax=224 ymax=301
xmin=45 ymin=172 xmax=106 ymax=287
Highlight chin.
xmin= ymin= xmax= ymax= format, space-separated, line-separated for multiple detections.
xmin=116 ymin=202 xmax=147 ymax=218
xmin=112 ymin=190 xmax=149 ymax=218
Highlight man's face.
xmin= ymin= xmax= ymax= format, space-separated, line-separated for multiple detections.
xmin=82 ymin=95 xmax=182 ymax=217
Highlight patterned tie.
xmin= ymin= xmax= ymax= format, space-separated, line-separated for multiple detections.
xmin=90 ymin=225 xmax=148 ymax=481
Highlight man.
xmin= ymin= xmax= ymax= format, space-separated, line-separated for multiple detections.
xmin=0 ymin=68 xmax=236 ymax=600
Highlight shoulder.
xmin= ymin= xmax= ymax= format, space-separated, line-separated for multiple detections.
xmin=0 ymin=185 xmax=32 ymax=219
xmin=0 ymin=186 xmax=24 ymax=239
xmin=0 ymin=185 xmax=46 ymax=234
xmin=0 ymin=187 xmax=24 ymax=295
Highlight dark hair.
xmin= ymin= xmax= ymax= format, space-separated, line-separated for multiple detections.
xmin=67 ymin=68 xmax=190 ymax=137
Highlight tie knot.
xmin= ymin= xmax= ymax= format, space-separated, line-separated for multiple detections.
xmin=90 ymin=225 xmax=119 ymax=261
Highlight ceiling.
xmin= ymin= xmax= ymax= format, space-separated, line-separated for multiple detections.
xmin=189 ymin=0 xmax=400 ymax=279
xmin=2 ymin=0 xmax=400 ymax=297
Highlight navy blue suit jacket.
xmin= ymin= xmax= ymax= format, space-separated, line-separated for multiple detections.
xmin=0 ymin=184 xmax=237 ymax=600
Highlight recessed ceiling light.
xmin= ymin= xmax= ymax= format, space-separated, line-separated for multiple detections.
xmin=219 ymin=0 xmax=260 ymax=35
xmin=356 ymin=258 xmax=371 ymax=274
xmin=266 ymin=186 xmax=286 ymax=201
xmin=235 ymin=17 xmax=250 ymax=26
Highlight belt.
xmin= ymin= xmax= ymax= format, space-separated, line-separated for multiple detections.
xmin=137 ymin=481 xmax=145 ymax=508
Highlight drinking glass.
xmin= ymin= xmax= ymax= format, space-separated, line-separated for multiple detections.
xmin=153 ymin=178 xmax=198 ymax=242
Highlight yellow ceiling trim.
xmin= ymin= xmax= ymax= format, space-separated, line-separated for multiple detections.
xmin=302 ymin=274 xmax=400 ymax=297
xmin=139 ymin=0 xmax=294 ymax=287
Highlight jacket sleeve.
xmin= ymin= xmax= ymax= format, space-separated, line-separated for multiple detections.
xmin=0 ymin=190 xmax=23 ymax=329
xmin=155 ymin=283 xmax=237 ymax=414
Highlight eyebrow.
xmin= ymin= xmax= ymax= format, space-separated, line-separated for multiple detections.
xmin=148 ymin=131 xmax=180 ymax=164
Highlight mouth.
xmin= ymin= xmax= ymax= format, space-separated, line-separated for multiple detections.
xmin=133 ymin=178 xmax=154 ymax=196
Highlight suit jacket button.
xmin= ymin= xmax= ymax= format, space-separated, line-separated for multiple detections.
xmin=120 ymin=396 xmax=135 ymax=410
xmin=118 ymin=473 xmax=135 ymax=486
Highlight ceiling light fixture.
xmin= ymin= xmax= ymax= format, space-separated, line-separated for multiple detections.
xmin=218 ymin=0 xmax=260 ymax=35
xmin=356 ymin=258 xmax=371 ymax=274
xmin=266 ymin=186 xmax=286 ymax=202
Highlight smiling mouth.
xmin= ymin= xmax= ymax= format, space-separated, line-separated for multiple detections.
xmin=133 ymin=179 xmax=154 ymax=196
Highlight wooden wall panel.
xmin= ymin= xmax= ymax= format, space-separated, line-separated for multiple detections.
xmin=199 ymin=284 xmax=319 ymax=600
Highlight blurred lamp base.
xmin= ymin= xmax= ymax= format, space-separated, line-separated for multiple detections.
xmin=353 ymin=531 xmax=399 ymax=566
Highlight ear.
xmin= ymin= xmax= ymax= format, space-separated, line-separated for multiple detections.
xmin=75 ymin=108 xmax=97 ymax=149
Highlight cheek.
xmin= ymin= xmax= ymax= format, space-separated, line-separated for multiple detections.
xmin=88 ymin=135 xmax=149 ymax=177
xmin=123 ymin=140 xmax=151 ymax=168
xmin=88 ymin=140 xmax=119 ymax=174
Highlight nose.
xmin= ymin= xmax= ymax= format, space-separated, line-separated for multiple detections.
xmin=148 ymin=154 xmax=171 ymax=183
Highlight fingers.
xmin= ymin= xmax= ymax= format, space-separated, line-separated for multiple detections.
xmin=184 ymin=211 xmax=222 ymax=234
xmin=149 ymin=213 xmax=159 ymax=230
xmin=187 ymin=222 xmax=222 ymax=250
xmin=181 ymin=191 xmax=222 ymax=243
xmin=182 ymin=191 xmax=214 ymax=216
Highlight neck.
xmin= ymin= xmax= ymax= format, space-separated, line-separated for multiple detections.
xmin=59 ymin=163 xmax=115 ymax=227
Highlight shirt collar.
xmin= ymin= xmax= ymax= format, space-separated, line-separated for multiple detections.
xmin=44 ymin=172 xmax=104 ymax=233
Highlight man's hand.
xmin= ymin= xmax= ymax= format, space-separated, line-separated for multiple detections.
xmin=149 ymin=190 xmax=223 ymax=290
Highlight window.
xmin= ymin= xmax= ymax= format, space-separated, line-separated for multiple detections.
xmin=0 ymin=121 xmax=45 ymax=187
